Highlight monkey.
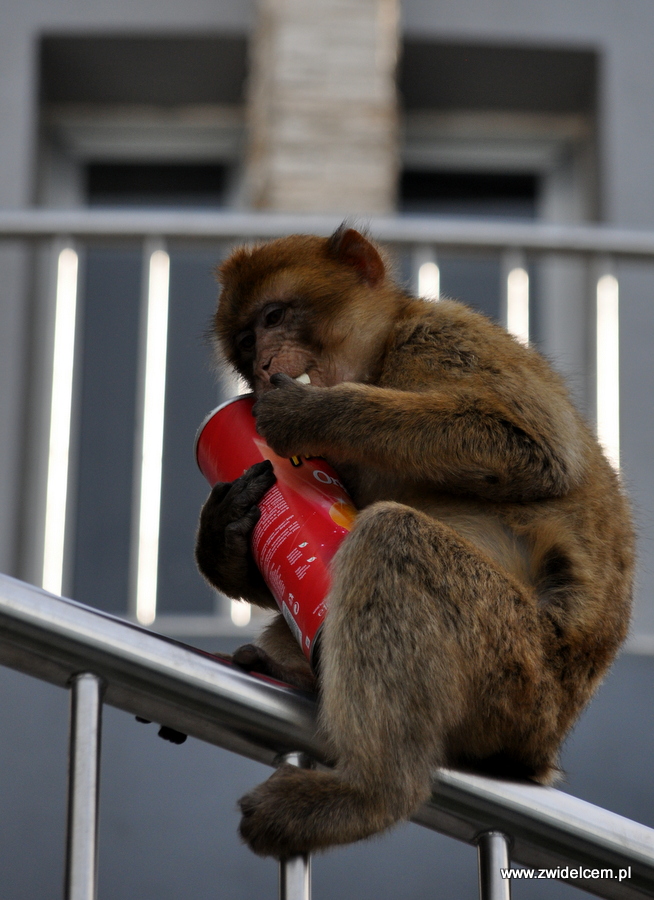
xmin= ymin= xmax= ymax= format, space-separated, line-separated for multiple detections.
xmin=194 ymin=225 xmax=634 ymax=859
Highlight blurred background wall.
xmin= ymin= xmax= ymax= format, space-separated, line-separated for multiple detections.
xmin=0 ymin=1 xmax=653 ymax=898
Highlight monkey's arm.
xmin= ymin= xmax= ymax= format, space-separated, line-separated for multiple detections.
xmin=195 ymin=460 xmax=277 ymax=608
xmin=196 ymin=464 xmax=316 ymax=688
xmin=253 ymin=376 xmax=587 ymax=503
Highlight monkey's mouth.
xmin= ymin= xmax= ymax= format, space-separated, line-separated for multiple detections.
xmin=294 ymin=373 xmax=311 ymax=385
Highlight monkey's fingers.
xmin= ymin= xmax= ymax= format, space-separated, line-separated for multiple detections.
xmin=252 ymin=389 xmax=316 ymax=458
xmin=233 ymin=643 xmax=318 ymax=691
xmin=232 ymin=460 xmax=277 ymax=500
xmin=240 ymin=459 xmax=276 ymax=480
xmin=238 ymin=766 xmax=324 ymax=857
xmin=252 ymin=377 xmax=305 ymax=418
xmin=217 ymin=463 xmax=276 ymax=522
xmin=225 ymin=505 xmax=261 ymax=537
xmin=204 ymin=480 xmax=231 ymax=504
xmin=269 ymin=373 xmax=300 ymax=389
xmin=203 ymin=459 xmax=274 ymax=503
xmin=232 ymin=643 xmax=270 ymax=671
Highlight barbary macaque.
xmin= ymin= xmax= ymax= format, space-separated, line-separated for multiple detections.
xmin=195 ymin=226 xmax=634 ymax=858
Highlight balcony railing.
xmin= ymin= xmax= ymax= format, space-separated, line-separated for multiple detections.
xmin=0 ymin=572 xmax=653 ymax=900
xmin=1 ymin=208 xmax=649 ymax=638
xmin=3 ymin=206 xmax=654 ymax=256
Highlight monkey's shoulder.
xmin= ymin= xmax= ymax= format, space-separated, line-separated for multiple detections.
xmin=382 ymin=299 xmax=530 ymax=384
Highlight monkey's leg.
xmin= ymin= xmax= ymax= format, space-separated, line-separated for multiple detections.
xmin=239 ymin=501 xmax=558 ymax=857
xmin=232 ymin=613 xmax=317 ymax=692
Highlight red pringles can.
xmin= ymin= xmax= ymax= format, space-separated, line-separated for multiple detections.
xmin=195 ymin=395 xmax=357 ymax=666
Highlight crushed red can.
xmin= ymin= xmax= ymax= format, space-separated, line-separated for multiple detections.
xmin=195 ymin=394 xmax=357 ymax=667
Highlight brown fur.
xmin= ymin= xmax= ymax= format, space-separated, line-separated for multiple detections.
xmin=197 ymin=226 xmax=634 ymax=858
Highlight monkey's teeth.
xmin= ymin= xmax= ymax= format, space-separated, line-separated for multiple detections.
xmin=295 ymin=373 xmax=311 ymax=384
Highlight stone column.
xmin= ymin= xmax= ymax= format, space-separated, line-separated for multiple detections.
xmin=245 ymin=0 xmax=400 ymax=215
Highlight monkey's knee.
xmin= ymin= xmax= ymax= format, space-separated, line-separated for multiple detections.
xmin=348 ymin=499 xmax=430 ymax=542
xmin=328 ymin=501 xmax=476 ymax=639
xmin=319 ymin=504 xmax=466 ymax=770
xmin=332 ymin=501 xmax=448 ymax=593
xmin=323 ymin=501 xmax=543 ymax=762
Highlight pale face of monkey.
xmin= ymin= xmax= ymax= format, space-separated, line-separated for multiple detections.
xmin=232 ymin=281 xmax=387 ymax=397
xmin=215 ymin=232 xmax=405 ymax=399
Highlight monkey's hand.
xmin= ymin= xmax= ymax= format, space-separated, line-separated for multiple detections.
xmin=195 ymin=460 xmax=276 ymax=606
xmin=253 ymin=374 xmax=324 ymax=458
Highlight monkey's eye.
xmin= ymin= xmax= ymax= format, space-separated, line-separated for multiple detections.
xmin=236 ymin=331 xmax=255 ymax=353
xmin=263 ymin=305 xmax=286 ymax=328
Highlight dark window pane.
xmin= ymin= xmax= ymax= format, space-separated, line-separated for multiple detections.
xmin=73 ymin=246 xmax=142 ymax=612
xmin=400 ymin=170 xmax=537 ymax=219
xmin=87 ymin=163 xmax=228 ymax=208
xmin=157 ymin=249 xmax=229 ymax=615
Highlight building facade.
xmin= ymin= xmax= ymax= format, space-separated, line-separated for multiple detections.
xmin=0 ymin=1 xmax=653 ymax=897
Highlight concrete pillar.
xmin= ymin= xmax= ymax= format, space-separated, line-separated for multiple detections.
xmin=245 ymin=0 xmax=400 ymax=215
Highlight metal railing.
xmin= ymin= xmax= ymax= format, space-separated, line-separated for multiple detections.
xmin=3 ymin=207 xmax=654 ymax=257
xmin=1 ymin=572 xmax=653 ymax=900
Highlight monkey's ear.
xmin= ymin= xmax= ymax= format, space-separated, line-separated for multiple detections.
xmin=328 ymin=227 xmax=385 ymax=286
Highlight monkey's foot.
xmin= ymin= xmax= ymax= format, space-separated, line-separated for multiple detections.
xmin=232 ymin=644 xmax=317 ymax=692
xmin=238 ymin=765 xmax=388 ymax=857
xmin=239 ymin=765 xmax=325 ymax=857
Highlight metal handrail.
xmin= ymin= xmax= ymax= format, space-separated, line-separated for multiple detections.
xmin=0 ymin=573 xmax=652 ymax=900
xmin=2 ymin=207 xmax=654 ymax=259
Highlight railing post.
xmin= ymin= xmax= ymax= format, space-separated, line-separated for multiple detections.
xmin=413 ymin=244 xmax=440 ymax=301
xmin=477 ymin=830 xmax=511 ymax=900
xmin=501 ymin=249 xmax=529 ymax=345
xmin=278 ymin=752 xmax=312 ymax=900
xmin=65 ymin=672 xmax=104 ymax=900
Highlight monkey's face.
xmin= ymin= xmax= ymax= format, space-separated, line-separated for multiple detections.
xmin=226 ymin=275 xmax=365 ymax=396
xmin=214 ymin=229 xmax=404 ymax=398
